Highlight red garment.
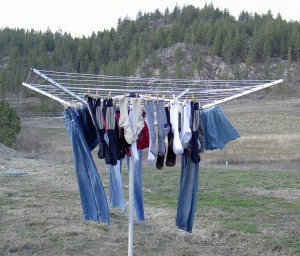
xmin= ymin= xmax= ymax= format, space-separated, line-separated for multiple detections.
xmin=116 ymin=111 xmax=149 ymax=156
xmin=136 ymin=115 xmax=149 ymax=150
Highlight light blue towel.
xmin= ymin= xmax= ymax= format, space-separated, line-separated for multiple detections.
xmin=200 ymin=106 xmax=240 ymax=150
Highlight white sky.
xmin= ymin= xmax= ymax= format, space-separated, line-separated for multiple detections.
xmin=1 ymin=0 xmax=299 ymax=37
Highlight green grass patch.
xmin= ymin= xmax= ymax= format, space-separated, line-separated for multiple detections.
xmin=0 ymin=220 xmax=4 ymax=230
xmin=226 ymin=222 xmax=258 ymax=234
xmin=140 ymin=166 xmax=300 ymax=235
xmin=28 ymin=221 xmax=46 ymax=229
xmin=49 ymin=236 xmax=64 ymax=249
xmin=198 ymin=193 xmax=273 ymax=209
xmin=144 ymin=192 xmax=178 ymax=208
xmin=280 ymin=236 xmax=300 ymax=249
xmin=25 ymin=102 xmax=58 ymax=113
xmin=0 ymin=198 xmax=16 ymax=206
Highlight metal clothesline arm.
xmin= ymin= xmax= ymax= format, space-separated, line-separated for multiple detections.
xmin=31 ymin=68 xmax=87 ymax=105
xmin=201 ymin=79 xmax=284 ymax=109
xmin=22 ymin=82 xmax=70 ymax=106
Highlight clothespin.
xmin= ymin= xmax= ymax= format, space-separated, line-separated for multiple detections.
xmin=162 ymin=95 xmax=165 ymax=100
xmin=87 ymin=88 xmax=91 ymax=97
xmin=63 ymin=102 xmax=69 ymax=109
xmin=135 ymin=92 xmax=139 ymax=102
xmin=108 ymin=91 xmax=111 ymax=100
xmin=71 ymin=99 xmax=76 ymax=108
xmin=120 ymin=93 xmax=126 ymax=104
xmin=96 ymin=90 xmax=99 ymax=99
xmin=156 ymin=94 xmax=158 ymax=104
xmin=192 ymin=94 xmax=195 ymax=103
xmin=186 ymin=95 xmax=188 ymax=102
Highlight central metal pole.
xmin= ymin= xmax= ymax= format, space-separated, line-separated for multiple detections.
xmin=128 ymin=145 xmax=135 ymax=256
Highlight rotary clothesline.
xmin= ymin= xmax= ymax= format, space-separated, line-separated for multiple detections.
xmin=23 ymin=68 xmax=283 ymax=109
xmin=22 ymin=68 xmax=283 ymax=256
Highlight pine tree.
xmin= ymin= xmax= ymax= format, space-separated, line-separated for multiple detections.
xmin=174 ymin=46 xmax=183 ymax=78
xmin=263 ymin=56 xmax=271 ymax=79
xmin=194 ymin=45 xmax=204 ymax=75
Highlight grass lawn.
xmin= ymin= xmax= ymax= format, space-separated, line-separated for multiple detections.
xmin=139 ymin=166 xmax=300 ymax=250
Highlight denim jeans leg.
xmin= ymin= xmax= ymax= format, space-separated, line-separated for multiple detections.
xmin=176 ymin=155 xmax=200 ymax=232
xmin=64 ymin=107 xmax=110 ymax=223
xmin=108 ymin=160 xmax=126 ymax=211
xmin=66 ymin=116 xmax=98 ymax=221
xmin=126 ymin=149 xmax=145 ymax=222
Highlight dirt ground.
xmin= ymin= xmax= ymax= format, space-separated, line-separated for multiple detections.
xmin=0 ymin=141 xmax=299 ymax=256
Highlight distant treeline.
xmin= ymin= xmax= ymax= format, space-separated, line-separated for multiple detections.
xmin=0 ymin=3 xmax=299 ymax=99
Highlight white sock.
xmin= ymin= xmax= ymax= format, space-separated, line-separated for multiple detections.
xmin=130 ymin=141 xmax=139 ymax=165
xmin=180 ymin=100 xmax=192 ymax=148
xmin=119 ymin=97 xmax=134 ymax=144
xmin=132 ymin=98 xmax=144 ymax=138
xmin=170 ymin=102 xmax=183 ymax=155
xmin=128 ymin=109 xmax=139 ymax=164
xmin=146 ymin=117 xmax=156 ymax=165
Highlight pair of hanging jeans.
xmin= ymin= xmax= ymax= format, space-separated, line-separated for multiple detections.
xmin=64 ymin=107 xmax=110 ymax=224
xmin=125 ymin=149 xmax=145 ymax=222
xmin=108 ymin=160 xmax=126 ymax=211
xmin=176 ymin=155 xmax=200 ymax=233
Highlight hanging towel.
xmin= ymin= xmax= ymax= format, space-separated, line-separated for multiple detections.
xmin=200 ymin=106 xmax=240 ymax=150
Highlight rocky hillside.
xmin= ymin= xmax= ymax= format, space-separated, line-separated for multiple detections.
xmin=136 ymin=42 xmax=300 ymax=97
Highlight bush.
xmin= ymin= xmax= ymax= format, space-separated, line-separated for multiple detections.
xmin=0 ymin=100 xmax=21 ymax=147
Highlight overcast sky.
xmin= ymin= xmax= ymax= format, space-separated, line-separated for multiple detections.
xmin=1 ymin=0 xmax=299 ymax=37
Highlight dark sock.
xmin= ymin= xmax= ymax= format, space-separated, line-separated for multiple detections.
xmin=165 ymin=107 xmax=176 ymax=167
xmin=191 ymin=102 xmax=200 ymax=164
xmin=86 ymin=96 xmax=102 ymax=154
xmin=156 ymin=155 xmax=165 ymax=170
xmin=95 ymin=98 xmax=105 ymax=159
xmin=104 ymin=98 xmax=119 ymax=166
xmin=115 ymin=109 xmax=127 ymax=159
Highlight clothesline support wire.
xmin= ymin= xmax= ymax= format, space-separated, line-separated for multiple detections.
xmin=22 ymin=68 xmax=284 ymax=256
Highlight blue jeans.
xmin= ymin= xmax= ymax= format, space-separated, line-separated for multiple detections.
xmin=200 ymin=106 xmax=240 ymax=150
xmin=64 ymin=107 xmax=110 ymax=223
xmin=125 ymin=150 xmax=145 ymax=222
xmin=108 ymin=160 xmax=126 ymax=211
xmin=176 ymin=155 xmax=200 ymax=233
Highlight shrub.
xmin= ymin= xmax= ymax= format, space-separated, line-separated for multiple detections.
xmin=0 ymin=100 xmax=21 ymax=147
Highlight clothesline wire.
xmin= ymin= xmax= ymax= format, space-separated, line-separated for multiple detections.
xmin=29 ymin=70 xmax=278 ymax=86
xmin=37 ymin=69 xmax=272 ymax=84
xmin=23 ymin=68 xmax=284 ymax=109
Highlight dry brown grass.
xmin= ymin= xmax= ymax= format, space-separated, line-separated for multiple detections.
xmin=0 ymin=94 xmax=299 ymax=256
xmin=201 ymin=97 xmax=300 ymax=170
